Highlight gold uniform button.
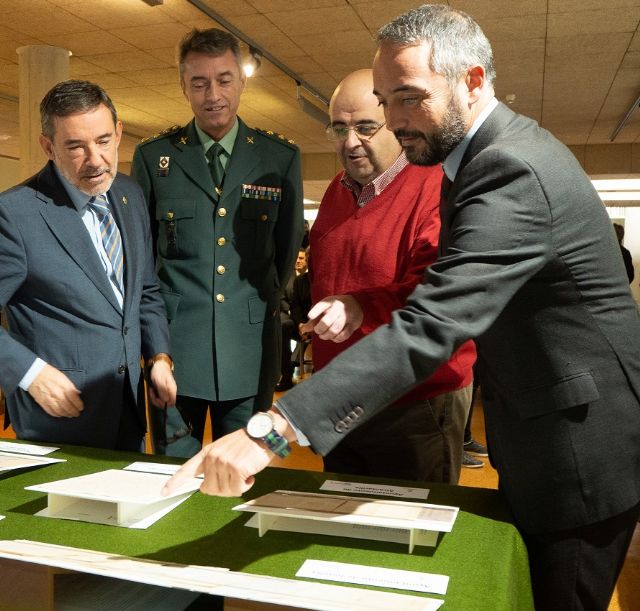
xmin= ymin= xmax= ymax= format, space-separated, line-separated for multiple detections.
xmin=216 ymin=294 xmax=225 ymax=302
xmin=260 ymin=213 xmax=268 ymax=221
xmin=217 ymin=237 xmax=226 ymax=246
xmin=217 ymin=265 xmax=226 ymax=274
xmin=217 ymin=208 xmax=227 ymax=217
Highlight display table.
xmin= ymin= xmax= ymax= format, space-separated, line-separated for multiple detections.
xmin=0 ymin=443 xmax=533 ymax=610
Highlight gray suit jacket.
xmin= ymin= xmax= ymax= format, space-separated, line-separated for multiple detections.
xmin=278 ymin=103 xmax=640 ymax=534
xmin=0 ymin=162 xmax=170 ymax=448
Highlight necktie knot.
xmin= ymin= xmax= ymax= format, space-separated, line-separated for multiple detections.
xmin=88 ymin=194 xmax=110 ymax=216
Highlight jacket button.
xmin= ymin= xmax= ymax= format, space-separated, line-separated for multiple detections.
xmin=335 ymin=421 xmax=347 ymax=433
xmin=217 ymin=237 xmax=226 ymax=246
xmin=217 ymin=208 xmax=227 ymax=217
xmin=260 ymin=213 xmax=268 ymax=222
xmin=217 ymin=265 xmax=226 ymax=274
xmin=216 ymin=294 xmax=225 ymax=302
xmin=123 ymin=326 xmax=128 ymax=335
xmin=117 ymin=365 xmax=125 ymax=374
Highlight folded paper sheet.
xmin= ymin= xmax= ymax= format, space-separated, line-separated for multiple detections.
xmin=0 ymin=451 xmax=65 ymax=473
xmin=0 ymin=441 xmax=59 ymax=456
xmin=0 ymin=540 xmax=444 ymax=611
xmin=26 ymin=469 xmax=201 ymax=529
xmin=235 ymin=490 xmax=458 ymax=553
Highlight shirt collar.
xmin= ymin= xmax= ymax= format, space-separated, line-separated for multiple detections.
xmin=442 ymin=97 xmax=499 ymax=181
xmin=341 ymin=152 xmax=409 ymax=205
xmin=53 ymin=164 xmax=108 ymax=211
xmin=195 ymin=118 xmax=239 ymax=157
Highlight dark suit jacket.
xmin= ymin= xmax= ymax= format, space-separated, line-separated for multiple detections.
xmin=277 ymin=103 xmax=640 ymax=535
xmin=0 ymin=163 xmax=170 ymax=448
xmin=131 ymin=119 xmax=304 ymax=405
xmin=290 ymin=272 xmax=311 ymax=330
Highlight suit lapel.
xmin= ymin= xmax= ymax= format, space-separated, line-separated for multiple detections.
xmin=36 ymin=163 xmax=122 ymax=315
xmin=439 ymin=102 xmax=516 ymax=256
xmin=458 ymin=102 xmax=515 ymax=175
xmin=220 ymin=119 xmax=260 ymax=206
xmin=169 ymin=120 xmax=217 ymax=203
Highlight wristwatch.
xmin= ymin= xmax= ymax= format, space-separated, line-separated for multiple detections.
xmin=246 ymin=412 xmax=291 ymax=458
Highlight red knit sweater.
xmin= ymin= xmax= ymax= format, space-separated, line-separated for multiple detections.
xmin=309 ymin=163 xmax=475 ymax=402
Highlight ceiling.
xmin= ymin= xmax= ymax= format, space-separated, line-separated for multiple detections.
xmin=0 ymin=0 xmax=638 ymax=173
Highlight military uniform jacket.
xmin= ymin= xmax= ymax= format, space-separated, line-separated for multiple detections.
xmin=132 ymin=119 xmax=304 ymax=401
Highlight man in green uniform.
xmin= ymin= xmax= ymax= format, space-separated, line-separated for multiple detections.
xmin=132 ymin=28 xmax=304 ymax=454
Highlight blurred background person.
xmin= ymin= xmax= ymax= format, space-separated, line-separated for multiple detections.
xmin=614 ymin=223 xmax=634 ymax=283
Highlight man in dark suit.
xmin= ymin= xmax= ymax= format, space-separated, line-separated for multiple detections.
xmin=132 ymin=28 xmax=303 ymax=452
xmin=166 ymin=6 xmax=640 ymax=609
xmin=0 ymin=80 xmax=176 ymax=451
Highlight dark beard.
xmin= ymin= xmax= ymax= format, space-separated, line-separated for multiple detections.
xmin=395 ymin=96 xmax=467 ymax=166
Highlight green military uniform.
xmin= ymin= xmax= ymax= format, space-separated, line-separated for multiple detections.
xmin=131 ymin=118 xmax=303 ymax=449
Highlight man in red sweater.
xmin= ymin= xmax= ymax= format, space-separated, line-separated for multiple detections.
xmin=306 ymin=69 xmax=476 ymax=483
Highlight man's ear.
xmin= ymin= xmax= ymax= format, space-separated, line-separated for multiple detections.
xmin=115 ymin=120 xmax=123 ymax=147
xmin=465 ymin=65 xmax=486 ymax=103
xmin=39 ymin=133 xmax=54 ymax=160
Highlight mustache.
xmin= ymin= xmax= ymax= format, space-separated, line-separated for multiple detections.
xmin=394 ymin=129 xmax=426 ymax=140
xmin=83 ymin=167 xmax=112 ymax=178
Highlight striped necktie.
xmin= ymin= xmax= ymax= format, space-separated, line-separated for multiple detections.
xmin=88 ymin=194 xmax=125 ymax=294
xmin=207 ymin=142 xmax=225 ymax=197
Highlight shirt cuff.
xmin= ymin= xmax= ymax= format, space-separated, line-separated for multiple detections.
xmin=19 ymin=358 xmax=46 ymax=391
xmin=274 ymin=399 xmax=311 ymax=446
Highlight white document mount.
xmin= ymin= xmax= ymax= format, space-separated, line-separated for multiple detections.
xmin=25 ymin=469 xmax=201 ymax=529
xmin=234 ymin=490 xmax=459 ymax=553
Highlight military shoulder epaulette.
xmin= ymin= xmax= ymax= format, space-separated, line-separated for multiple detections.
xmin=255 ymin=127 xmax=298 ymax=148
xmin=139 ymin=125 xmax=182 ymax=144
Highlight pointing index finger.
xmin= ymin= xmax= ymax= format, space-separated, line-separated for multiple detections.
xmin=162 ymin=450 xmax=206 ymax=496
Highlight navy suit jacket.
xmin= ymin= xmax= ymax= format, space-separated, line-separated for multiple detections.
xmin=278 ymin=103 xmax=640 ymax=534
xmin=0 ymin=162 xmax=170 ymax=448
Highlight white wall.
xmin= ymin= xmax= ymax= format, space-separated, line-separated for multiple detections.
xmin=607 ymin=206 xmax=640 ymax=303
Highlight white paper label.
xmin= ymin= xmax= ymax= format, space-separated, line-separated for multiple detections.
xmin=320 ymin=479 xmax=429 ymax=499
xmin=0 ymin=441 xmax=58 ymax=455
xmin=297 ymin=559 xmax=449 ymax=595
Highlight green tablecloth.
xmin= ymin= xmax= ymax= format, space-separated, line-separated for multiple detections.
xmin=0 ymin=443 xmax=534 ymax=610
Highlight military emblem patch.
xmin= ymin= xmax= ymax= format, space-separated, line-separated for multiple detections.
xmin=157 ymin=156 xmax=170 ymax=177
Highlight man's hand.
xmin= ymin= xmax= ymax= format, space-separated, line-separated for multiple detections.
xmin=163 ymin=429 xmax=274 ymax=496
xmin=163 ymin=409 xmax=294 ymax=497
xmin=28 ymin=364 xmax=83 ymax=418
xmin=301 ymin=294 xmax=364 ymax=343
xmin=148 ymin=360 xmax=177 ymax=407
xmin=298 ymin=323 xmax=312 ymax=341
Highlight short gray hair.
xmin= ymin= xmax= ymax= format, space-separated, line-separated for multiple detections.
xmin=40 ymin=80 xmax=117 ymax=139
xmin=377 ymin=4 xmax=496 ymax=86
xmin=178 ymin=28 xmax=242 ymax=78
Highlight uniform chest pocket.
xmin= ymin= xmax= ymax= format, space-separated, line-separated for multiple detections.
xmin=233 ymin=200 xmax=279 ymax=257
xmin=155 ymin=199 xmax=196 ymax=259
xmin=240 ymin=199 xmax=279 ymax=223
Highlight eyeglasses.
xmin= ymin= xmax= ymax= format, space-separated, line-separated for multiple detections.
xmin=325 ymin=122 xmax=386 ymax=141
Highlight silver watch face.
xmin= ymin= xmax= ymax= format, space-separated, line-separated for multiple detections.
xmin=247 ymin=412 xmax=273 ymax=438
